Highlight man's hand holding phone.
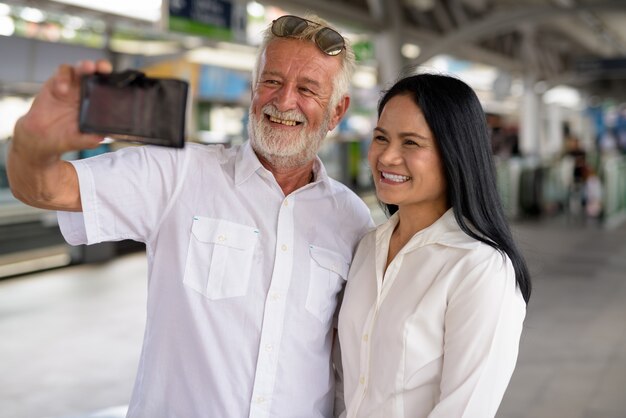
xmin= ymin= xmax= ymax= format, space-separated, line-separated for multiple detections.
xmin=8 ymin=60 xmax=113 ymax=211
xmin=15 ymin=60 xmax=113 ymax=161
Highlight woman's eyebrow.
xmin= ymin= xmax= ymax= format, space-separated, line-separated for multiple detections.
xmin=374 ymin=126 xmax=431 ymax=140
xmin=373 ymin=127 xmax=387 ymax=135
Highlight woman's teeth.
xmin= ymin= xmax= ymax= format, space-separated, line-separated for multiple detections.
xmin=269 ymin=116 xmax=298 ymax=126
xmin=381 ymin=172 xmax=411 ymax=183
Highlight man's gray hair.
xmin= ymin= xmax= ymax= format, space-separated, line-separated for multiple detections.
xmin=252 ymin=14 xmax=356 ymax=108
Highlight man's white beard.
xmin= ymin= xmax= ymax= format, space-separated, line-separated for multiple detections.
xmin=248 ymin=104 xmax=331 ymax=169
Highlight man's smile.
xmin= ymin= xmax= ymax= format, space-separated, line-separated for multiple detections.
xmin=266 ymin=114 xmax=302 ymax=126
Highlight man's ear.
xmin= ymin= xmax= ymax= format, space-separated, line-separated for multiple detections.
xmin=328 ymin=96 xmax=351 ymax=132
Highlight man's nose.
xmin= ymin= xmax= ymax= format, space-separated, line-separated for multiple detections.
xmin=273 ymin=85 xmax=298 ymax=111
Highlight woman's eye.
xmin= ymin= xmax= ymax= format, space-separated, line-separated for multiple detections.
xmin=404 ymin=139 xmax=419 ymax=146
xmin=373 ymin=135 xmax=388 ymax=143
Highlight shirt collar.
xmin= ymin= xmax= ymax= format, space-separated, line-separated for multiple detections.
xmin=235 ymin=141 xmax=263 ymax=186
xmin=377 ymin=208 xmax=480 ymax=252
xmin=234 ymin=141 xmax=334 ymax=197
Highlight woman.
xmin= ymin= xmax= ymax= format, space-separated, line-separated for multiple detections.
xmin=337 ymin=73 xmax=531 ymax=418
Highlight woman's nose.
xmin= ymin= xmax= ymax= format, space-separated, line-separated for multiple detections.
xmin=378 ymin=143 xmax=403 ymax=165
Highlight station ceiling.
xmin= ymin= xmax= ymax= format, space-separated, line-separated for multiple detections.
xmin=4 ymin=0 xmax=626 ymax=101
xmin=268 ymin=0 xmax=626 ymax=101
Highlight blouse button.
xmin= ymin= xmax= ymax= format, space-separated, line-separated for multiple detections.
xmin=359 ymin=376 xmax=366 ymax=385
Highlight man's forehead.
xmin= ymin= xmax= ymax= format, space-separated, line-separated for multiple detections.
xmin=261 ymin=39 xmax=340 ymax=81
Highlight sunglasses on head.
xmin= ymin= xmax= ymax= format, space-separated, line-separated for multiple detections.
xmin=271 ymin=15 xmax=345 ymax=56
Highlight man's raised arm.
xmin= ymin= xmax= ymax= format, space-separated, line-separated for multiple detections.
xmin=7 ymin=60 xmax=112 ymax=212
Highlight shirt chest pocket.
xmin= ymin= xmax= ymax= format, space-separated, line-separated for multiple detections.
xmin=184 ymin=216 xmax=259 ymax=300
xmin=307 ymin=245 xmax=349 ymax=324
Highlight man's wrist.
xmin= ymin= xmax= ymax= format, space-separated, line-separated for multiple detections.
xmin=11 ymin=116 xmax=62 ymax=166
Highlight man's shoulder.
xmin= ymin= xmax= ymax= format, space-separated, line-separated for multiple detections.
xmin=323 ymin=178 xmax=373 ymax=227
xmin=182 ymin=142 xmax=243 ymax=166
xmin=186 ymin=142 xmax=239 ymax=157
xmin=325 ymin=178 xmax=366 ymax=204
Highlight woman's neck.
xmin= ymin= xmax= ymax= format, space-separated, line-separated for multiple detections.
xmin=385 ymin=205 xmax=449 ymax=271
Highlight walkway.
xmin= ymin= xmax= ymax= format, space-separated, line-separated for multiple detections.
xmin=1 ymin=215 xmax=626 ymax=418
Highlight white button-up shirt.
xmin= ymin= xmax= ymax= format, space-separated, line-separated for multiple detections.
xmin=337 ymin=209 xmax=526 ymax=418
xmin=58 ymin=141 xmax=374 ymax=418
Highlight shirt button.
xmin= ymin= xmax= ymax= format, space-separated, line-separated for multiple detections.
xmin=217 ymin=235 xmax=226 ymax=242
xmin=283 ymin=200 xmax=289 ymax=207
xmin=359 ymin=376 xmax=366 ymax=385
xmin=270 ymin=292 xmax=280 ymax=301
xmin=255 ymin=396 xmax=265 ymax=403
xmin=362 ymin=334 xmax=369 ymax=342
xmin=265 ymin=344 xmax=274 ymax=351
xmin=281 ymin=244 xmax=288 ymax=251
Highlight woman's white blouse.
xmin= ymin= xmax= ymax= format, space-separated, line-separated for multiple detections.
xmin=337 ymin=209 xmax=526 ymax=418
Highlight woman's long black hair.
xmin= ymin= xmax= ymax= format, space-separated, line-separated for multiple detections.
xmin=378 ymin=73 xmax=531 ymax=303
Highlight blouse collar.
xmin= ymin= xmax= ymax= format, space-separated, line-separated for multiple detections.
xmin=376 ymin=208 xmax=480 ymax=253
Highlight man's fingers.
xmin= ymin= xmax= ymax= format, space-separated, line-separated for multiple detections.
xmin=76 ymin=59 xmax=113 ymax=76
xmin=76 ymin=60 xmax=96 ymax=75
xmin=79 ymin=134 xmax=107 ymax=149
xmin=62 ymin=133 xmax=106 ymax=154
xmin=49 ymin=59 xmax=112 ymax=103
xmin=95 ymin=60 xmax=113 ymax=74
xmin=53 ymin=64 xmax=75 ymax=96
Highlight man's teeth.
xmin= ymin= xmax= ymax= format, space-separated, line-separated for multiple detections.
xmin=269 ymin=116 xmax=298 ymax=126
xmin=381 ymin=172 xmax=411 ymax=183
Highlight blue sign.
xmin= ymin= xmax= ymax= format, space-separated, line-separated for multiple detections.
xmin=199 ymin=65 xmax=251 ymax=102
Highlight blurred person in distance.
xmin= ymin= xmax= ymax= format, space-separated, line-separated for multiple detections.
xmin=7 ymin=14 xmax=374 ymax=418
xmin=335 ymin=73 xmax=531 ymax=418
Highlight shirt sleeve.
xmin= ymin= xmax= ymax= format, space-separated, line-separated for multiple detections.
xmin=57 ymin=145 xmax=188 ymax=246
xmin=429 ymin=250 xmax=526 ymax=418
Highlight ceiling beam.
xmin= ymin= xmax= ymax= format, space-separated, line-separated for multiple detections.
xmin=411 ymin=0 xmax=626 ymax=65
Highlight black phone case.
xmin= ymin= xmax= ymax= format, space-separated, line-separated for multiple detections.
xmin=79 ymin=70 xmax=188 ymax=148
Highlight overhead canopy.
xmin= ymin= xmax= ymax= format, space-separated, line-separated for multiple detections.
xmin=265 ymin=0 xmax=626 ymax=100
xmin=3 ymin=0 xmax=626 ymax=100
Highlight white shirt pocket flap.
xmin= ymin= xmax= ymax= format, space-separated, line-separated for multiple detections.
xmin=191 ymin=216 xmax=259 ymax=250
xmin=309 ymin=245 xmax=349 ymax=279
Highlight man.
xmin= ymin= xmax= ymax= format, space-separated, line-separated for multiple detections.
xmin=7 ymin=14 xmax=373 ymax=418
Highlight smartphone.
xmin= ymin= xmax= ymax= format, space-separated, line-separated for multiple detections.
xmin=79 ymin=70 xmax=189 ymax=148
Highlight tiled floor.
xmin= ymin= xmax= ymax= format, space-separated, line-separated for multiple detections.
xmin=1 ymin=215 xmax=626 ymax=418
xmin=499 ymin=218 xmax=626 ymax=418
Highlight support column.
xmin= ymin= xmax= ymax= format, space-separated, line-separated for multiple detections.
xmin=546 ymin=103 xmax=564 ymax=158
xmin=371 ymin=0 xmax=404 ymax=88
xmin=519 ymin=76 xmax=540 ymax=157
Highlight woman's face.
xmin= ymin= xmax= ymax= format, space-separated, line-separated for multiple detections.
xmin=368 ymin=94 xmax=448 ymax=219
